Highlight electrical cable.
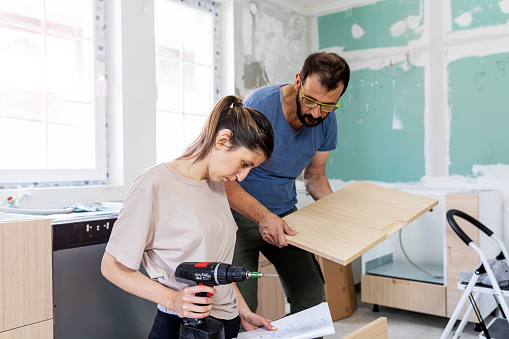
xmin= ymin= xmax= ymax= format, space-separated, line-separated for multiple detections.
xmin=398 ymin=229 xmax=443 ymax=279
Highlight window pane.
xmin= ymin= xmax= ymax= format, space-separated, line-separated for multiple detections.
xmin=0 ymin=95 xmax=44 ymax=121
xmin=183 ymin=63 xmax=211 ymax=115
xmin=47 ymin=100 xmax=92 ymax=126
xmin=0 ymin=117 xmax=46 ymax=169
xmin=46 ymin=0 xmax=92 ymax=38
xmin=154 ymin=0 xmax=182 ymax=59
xmin=47 ymin=121 xmax=94 ymax=168
xmin=46 ymin=34 xmax=91 ymax=102
xmin=0 ymin=23 xmax=44 ymax=96
xmin=47 ymin=100 xmax=94 ymax=169
xmin=156 ymin=56 xmax=183 ymax=112
xmin=156 ymin=111 xmax=185 ymax=161
xmin=182 ymin=7 xmax=212 ymax=66
xmin=0 ymin=0 xmax=43 ymax=27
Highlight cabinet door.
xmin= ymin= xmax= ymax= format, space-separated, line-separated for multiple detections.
xmin=0 ymin=219 xmax=53 ymax=332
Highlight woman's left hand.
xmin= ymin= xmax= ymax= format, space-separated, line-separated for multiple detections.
xmin=239 ymin=311 xmax=277 ymax=332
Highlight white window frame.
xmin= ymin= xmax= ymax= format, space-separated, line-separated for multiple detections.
xmin=0 ymin=0 xmax=108 ymax=189
xmin=154 ymin=0 xmax=220 ymax=163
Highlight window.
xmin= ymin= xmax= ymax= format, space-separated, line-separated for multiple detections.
xmin=0 ymin=0 xmax=107 ymax=188
xmin=154 ymin=0 xmax=219 ymax=162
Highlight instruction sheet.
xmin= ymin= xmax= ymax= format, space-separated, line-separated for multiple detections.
xmin=237 ymin=302 xmax=335 ymax=339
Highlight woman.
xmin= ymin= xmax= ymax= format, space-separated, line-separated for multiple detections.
xmin=101 ymin=95 xmax=276 ymax=339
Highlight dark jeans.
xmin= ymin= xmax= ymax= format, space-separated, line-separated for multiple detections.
xmin=232 ymin=207 xmax=326 ymax=315
xmin=148 ymin=310 xmax=241 ymax=339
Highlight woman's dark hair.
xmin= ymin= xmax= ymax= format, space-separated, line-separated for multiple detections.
xmin=178 ymin=95 xmax=274 ymax=162
xmin=300 ymin=52 xmax=350 ymax=96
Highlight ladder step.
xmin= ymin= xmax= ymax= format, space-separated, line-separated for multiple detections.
xmin=479 ymin=318 xmax=509 ymax=339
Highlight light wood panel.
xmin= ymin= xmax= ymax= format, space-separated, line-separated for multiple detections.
xmin=317 ymin=257 xmax=357 ymax=320
xmin=256 ymin=254 xmax=286 ymax=320
xmin=445 ymin=194 xmax=480 ymax=321
xmin=0 ymin=320 xmax=53 ymax=339
xmin=361 ymin=275 xmax=447 ymax=316
xmin=0 ymin=219 xmax=53 ymax=332
xmin=283 ymin=182 xmax=438 ymax=265
xmin=342 ymin=317 xmax=388 ymax=339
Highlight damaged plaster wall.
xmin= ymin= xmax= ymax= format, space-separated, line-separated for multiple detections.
xmin=233 ymin=0 xmax=308 ymax=97
xmin=310 ymin=0 xmax=509 ymax=246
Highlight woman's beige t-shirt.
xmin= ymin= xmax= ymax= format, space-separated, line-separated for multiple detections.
xmin=106 ymin=162 xmax=239 ymax=320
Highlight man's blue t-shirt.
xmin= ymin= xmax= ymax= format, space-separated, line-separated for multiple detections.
xmin=240 ymin=84 xmax=338 ymax=215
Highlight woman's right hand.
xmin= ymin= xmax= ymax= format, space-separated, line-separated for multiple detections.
xmin=170 ymin=285 xmax=217 ymax=319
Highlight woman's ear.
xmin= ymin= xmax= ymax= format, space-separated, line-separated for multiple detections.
xmin=216 ymin=129 xmax=233 ymax=149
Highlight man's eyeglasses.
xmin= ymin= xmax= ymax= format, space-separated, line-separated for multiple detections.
xmin=300 ymin=82 xmax=340 ymax=113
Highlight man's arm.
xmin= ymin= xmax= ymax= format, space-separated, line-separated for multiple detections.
xmin=224 ymin=181 xmax=296 ymax=247
xmin=302 ymin=150 xmax=333 ymax=200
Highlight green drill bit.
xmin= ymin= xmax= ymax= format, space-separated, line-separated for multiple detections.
xmin=248 ymin=271 xmax=278 ymax=279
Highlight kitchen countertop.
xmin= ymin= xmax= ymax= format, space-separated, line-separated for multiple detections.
xmin=0 ymin=202 xmax=122 ymax=224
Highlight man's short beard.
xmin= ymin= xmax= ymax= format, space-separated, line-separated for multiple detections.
xmin=295 ymin=94 xmax=326 ymax=127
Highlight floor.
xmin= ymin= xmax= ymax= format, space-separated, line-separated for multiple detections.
xmin=327 ymin=288 xmax=490 ymax=339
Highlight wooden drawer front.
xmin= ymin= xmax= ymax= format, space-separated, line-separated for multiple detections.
xmin=0 ymin=319 xmax=53 ymax=339
xmin=361 ymin=275 xmax=446 ymax=316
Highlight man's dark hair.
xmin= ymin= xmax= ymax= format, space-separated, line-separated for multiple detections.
xmin=300 ymin=52 xmax=350 ymax=96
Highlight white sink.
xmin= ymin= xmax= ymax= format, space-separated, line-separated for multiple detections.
xmin=0 ymin=206 xmax=75 ymax=215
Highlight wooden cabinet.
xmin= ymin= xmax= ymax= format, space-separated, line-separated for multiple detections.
xmin=361 ymin=190 xmax=502 ymax=320
xmin=0 ymin=219 xmax=53 ymax=338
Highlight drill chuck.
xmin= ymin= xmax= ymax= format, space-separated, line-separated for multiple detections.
xmin=175 ymin=262 xmax=278 ymax=286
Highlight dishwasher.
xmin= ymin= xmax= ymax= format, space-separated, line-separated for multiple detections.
xmin=52 ymin=215 xmax=156 ymax=339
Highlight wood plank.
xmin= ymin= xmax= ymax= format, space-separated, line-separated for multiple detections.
xmin=342 ymin=317 xmax=388 ymax=339
xmin=0 ymin=219 xmax=53 ymax=332
xmin=283 ymin=182 xmax=438 ymax=265
xmin=317 ymin=257 xmax=357 ymax=320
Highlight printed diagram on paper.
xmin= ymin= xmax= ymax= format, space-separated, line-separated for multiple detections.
xmin=237 ymin=302 xmax=335 ymax=339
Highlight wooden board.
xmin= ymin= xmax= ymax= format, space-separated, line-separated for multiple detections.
xmin=342 ymin=317 xmax=388 ymax=339
xmin=283 ymin=181 xmax=438 ymax=265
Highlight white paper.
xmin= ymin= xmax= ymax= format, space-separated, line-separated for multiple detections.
xmin=237 ymin=302 xmax=335 ymax=339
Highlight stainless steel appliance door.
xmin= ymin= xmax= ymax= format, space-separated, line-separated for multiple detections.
xmin=53 ymin=242 xmax=156 ymax=339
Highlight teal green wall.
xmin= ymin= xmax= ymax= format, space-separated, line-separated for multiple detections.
xmin=317 ymin=0 xmax=422 ymax=51
xmin=451 ymin=0 xmax=509 ymax=32
xmin=327 ymin=65 xmax=425 ymax=182
xmin=448 ymin=53 xmax=509 ymax=176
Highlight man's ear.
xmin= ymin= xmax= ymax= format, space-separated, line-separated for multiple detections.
xmin=216 ymin=129 xmax=233 ymax=149
xmin=294 ymin=73 xmax=301 ymax=92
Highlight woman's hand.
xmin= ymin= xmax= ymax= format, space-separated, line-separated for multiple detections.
xmin=239 ymin=309 xmax=276 ymax=332
xmin=169 ymin=285 xmax=216 ymax=319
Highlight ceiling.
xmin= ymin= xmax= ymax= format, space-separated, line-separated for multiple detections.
xmin=258 ymin=0 xmax=367 ymax=16
xmin=216 ymin=0 xmax=364 ymax=16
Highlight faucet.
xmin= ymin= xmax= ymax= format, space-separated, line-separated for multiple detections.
xmin=5 ymin=185 xmax=34 ymax=208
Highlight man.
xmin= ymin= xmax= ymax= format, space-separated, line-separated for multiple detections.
xmin=224 ymin=52 xmax=350 ymax=315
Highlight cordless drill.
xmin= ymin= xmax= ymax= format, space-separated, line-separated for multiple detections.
xmin=175 ymin=262 xmax=277 ymax=339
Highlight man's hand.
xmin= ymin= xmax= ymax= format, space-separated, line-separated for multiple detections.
xmin=258 ymin=212 xmax=297 ymax=247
